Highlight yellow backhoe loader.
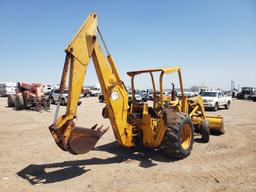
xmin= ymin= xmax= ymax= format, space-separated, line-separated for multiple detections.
xmin=49 ymin=13 xmax=224 ymax=159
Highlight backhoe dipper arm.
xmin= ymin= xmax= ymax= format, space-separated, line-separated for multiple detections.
xmin=49 ymin=13 xmax=131 ymax=155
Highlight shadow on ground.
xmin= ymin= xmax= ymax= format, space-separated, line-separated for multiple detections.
xmin=17 ymin=142 xmax=178 ymax=185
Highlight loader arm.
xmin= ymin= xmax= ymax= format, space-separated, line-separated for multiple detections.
xmin=49 ymin=13 xmax=132 ymax=155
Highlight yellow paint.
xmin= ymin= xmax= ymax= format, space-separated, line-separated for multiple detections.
xmin=181 ymin=123 xmax=193 ymax=150
xmin=49 ymin=13 xmax=224 ymax=155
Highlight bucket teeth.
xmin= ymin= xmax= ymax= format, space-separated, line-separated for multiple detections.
xmin=94 ymin=125 xmax=109 ymax=137
xmin=97 ymin=125 xmax=103 ymax=131
xmin=91 ymin=124 xmax=98 ymax=130
xmin=99 ymin=126 xmax=110 ymax=135
xmin=103 ymin=126 xmax=110 ymax=133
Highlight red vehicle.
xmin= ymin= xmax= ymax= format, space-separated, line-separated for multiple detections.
xmin=7 ymin=82 xmax=50 ymax=111
xmin=82 ymin=87 xmax=91 ymax=97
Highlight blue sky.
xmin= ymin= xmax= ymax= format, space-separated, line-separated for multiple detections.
xmin=0 ymin=0 xmax=255 ymax=90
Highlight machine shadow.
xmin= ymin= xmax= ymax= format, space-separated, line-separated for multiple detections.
xmin=17 ymin=163 xmax=90 ymax=185
xmin=17 ymin=142 xmax=178 ymax=185
xmin=94 ymin=141 xmax=178 ymax=165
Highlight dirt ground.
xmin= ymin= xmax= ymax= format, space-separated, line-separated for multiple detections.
xmin=0 ymin=97 xmax=255 ymax=192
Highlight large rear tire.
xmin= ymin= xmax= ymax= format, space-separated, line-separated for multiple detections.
xmin=15 ymin=95 xmax=24 ymax=110
xmin=162 ymin=110 xmax=194 ymax=159
xmin=22 ymin=93 xmax=28 ymax=109
xmin=7 ymin=95 xmax=15 ymax=107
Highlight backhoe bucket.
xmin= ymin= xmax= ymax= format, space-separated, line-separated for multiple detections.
xmin=206 ymin=115 xmax=225 ymax=134
xmin=68 ymin=125 xmax=109 ymax=154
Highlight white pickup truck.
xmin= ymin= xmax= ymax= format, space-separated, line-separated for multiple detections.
xmin=50 ymin=89 xmax=83 ymax=106
xmin=201 ymin=90 xmax=231 ymax=111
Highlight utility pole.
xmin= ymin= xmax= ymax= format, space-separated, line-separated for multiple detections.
xmin=231 ymin=80 xmax=235 ymax=91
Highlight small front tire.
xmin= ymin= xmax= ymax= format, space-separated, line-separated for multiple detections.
xmin=201 ymin=120 xmax=210 ymax=143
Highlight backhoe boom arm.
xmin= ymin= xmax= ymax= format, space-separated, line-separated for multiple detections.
xmin=49 ymin=13 xmax=132 ymax=154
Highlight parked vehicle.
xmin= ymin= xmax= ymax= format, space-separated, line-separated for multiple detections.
xmin=90 ymin=87 xmax=100 ymax=96
xmin=0 ymin=82 xmax=16 ymax=96
xmin=82 ymin=87 xmax=91 ymax=97
xmin=43 ymin=84 xmax=53 ymax=94
xmin=148 ymin=92 xmax=154 ymax=100
xmin=237 ymin=87 xmax=256 ymax=101
xmin=231 ymin=89 xmax=238 ymax=98
xmin=148 ymin=91 xmax=159 ymax=100
xmin=251 ymin=95 xmax=256 ymax=102
xmin=131 ymin=93 xmax=143 ymax=103
xmin=148 ymin=91 xmax=167 ymax=100
xmin=98 ymin=94 xmax=104 ymax=103
xmin=50 ymin=89 xmax=82 ymax=105
xmin=7 ymin=82 xmax=50 ymax=111
xmin=177 ymin=91 xmax=197 ymax=98
xmin=139 ymin=92 xmax=149 ymax=102
xmin=201 ymin=90 xmax=231 ymax=111
xmin=99 ymin=93 xmax=142 ymax=103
